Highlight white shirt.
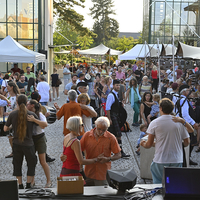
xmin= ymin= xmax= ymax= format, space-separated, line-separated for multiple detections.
xmin=34 ymin=112 xmax=46 ymax=135
xmin=166 ymin=69 xmax=177 ymax=82
xmin=106 ymin=90 xmax=118 ymax=111
xmin=175 ymin=95 xmax=195 ymax=126
xmin=76 ymin=79 xmax=85 ymax=84
xmin=2 ymin=79 xmax=8 ymax=87
xmin=82 ymin=105 xmax=94 ymax=132
xmin=36 ymin=81 xmax=50 ymax=102
xmin=147 ymin=115 xmax=189 ymax=164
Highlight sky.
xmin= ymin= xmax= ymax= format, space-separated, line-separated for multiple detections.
xmin=73 ymin=0 xmax=143 ymax=33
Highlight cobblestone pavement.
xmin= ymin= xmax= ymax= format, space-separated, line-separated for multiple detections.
xmin=0 ymin=81 xmax=199 ymax=188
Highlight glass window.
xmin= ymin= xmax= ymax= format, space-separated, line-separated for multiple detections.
xmin=180 ymin=25 xmax=188 ymax=37
xmin=173 ymin=26 xmax=180 ymax=36
xmin=181 ymin=3 xmax=188 ymax=25
xmin=8 ymin=23 xmax=16 ymax=38
xmin=34 ymin=24 xmax=38 ymax=39
xmin=0 ymin=0 xmax=6 ymax=22
xmin=165 ymin=2 xmax=173 ymax=24
xmin=18 ymin=40 xmax=33 ymax=51
xmin=155 ymin=2 xmax=165 ymax=25
xmin=0 ymin=63 xmax=7 ymax=73
xmin=0 ymin=23 xmax=6 ymax=38
xmin=34 ymin=40 xmax=38 ymax=52
xmin=18 ymin=24 xmax=33 ymax=39
xmin=187 ymin=3 xmax=196 ymax=26
xmin=18 ymin=0 xmax=33 ymax=23
xmin=34 ymin=0 xmax=38 ymax=23
xmin=165 ymin=25 xmax=172 ymax=36
xmin=7 ymin=0 xmax=16 ymax=22
xmin=173 ymin=3 xmax=180 ymax=25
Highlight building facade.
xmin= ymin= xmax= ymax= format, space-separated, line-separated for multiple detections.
xmin=143 ymin=0 xmax=200 ymax=46
xmin=0 ymin=0 xmax=53 ymax=80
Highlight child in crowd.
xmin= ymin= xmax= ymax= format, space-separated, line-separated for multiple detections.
xmin=136 ymin=124 xmax=147 ymax=155
xmin=146 ymin=93 xmax=160 ymax=124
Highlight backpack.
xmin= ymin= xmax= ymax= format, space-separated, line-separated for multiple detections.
xmin=121 ymin=122 xmax=131 ymax=132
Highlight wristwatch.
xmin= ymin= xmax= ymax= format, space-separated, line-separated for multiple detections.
xmin=183 ymin=120 xmax=186 ymax=126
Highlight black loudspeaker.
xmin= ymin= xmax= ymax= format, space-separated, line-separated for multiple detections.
xmin=106 ymin=168 xmax=137 ymax=192
xmin=163 ymin=167 xmax=200 ymax=200
xmin=0 ymin=180 xmax=19 ymax=200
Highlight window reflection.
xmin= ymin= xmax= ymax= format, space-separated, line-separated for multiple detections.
xmin=7 ymin=0 xmax=16 ymax=22
xmin=34 ymin=24 xmax=38 ymax=39
xmin=18 ymin=24 xmax=33 ymax=39
xmin=18 ymin=0 xmax=33 ymax=23
xmin=0 ymin=0 xmax=6 ymax=22
xmin=0 ymin=23 xmax=6 ymax=38
xmin=34 ymin=0 xmax=38 ymax=23
xmin=8 ymin=23 xmax=16 ymax=38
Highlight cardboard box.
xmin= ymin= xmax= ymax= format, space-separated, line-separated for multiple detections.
xmin=57 ymin=176 xmax=84 ymax=194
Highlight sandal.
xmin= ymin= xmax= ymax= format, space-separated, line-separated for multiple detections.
xmin=45 ymin=182 xmax=52 ymax=188
xmin=195 ymin=147 xmax=200 ymax=153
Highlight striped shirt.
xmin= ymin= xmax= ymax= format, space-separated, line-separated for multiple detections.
xmin=140 ymin=83 xmax=151 ymax=97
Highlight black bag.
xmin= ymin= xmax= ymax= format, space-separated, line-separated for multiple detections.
xmin=56 ymin=78 xmax=62 ymax=86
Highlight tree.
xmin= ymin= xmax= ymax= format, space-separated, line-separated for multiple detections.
xmin=77 ymin=35 xmax=94 ymax=49
xmin=90 ymin=0 xmax=119 ymax=44
xmin=53 ymin=0 xmax=96 ymax=37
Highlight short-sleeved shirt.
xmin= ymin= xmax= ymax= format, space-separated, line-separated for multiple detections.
xmin=36 ymin=81 xmax=50 ymax=102
xmin=116 ymin=72 xmax=125 ymax=79
xmin=80 ymin=128 xmax=121 ymax=180
xmin=147 ymin=115 xmax=189 ymax=164
xmin=6 ymin=110 xmax=38 ymax=146
xmin=56 ymin=101 xmax=90 ymax=136
xmin=24 ymin=72 xmax=36 ymax=80
xmin=17 ymin=81 xmax=28 ymax=89
xmin=63 ymin=68 xmax=71 ymax=79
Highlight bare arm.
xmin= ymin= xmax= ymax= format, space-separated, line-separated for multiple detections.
xmin=125 ymin=88 xmax=130 ymax=103
xmin=27 ymin=115 xmax=48 ymax=129
xmin=107 ymin=110 xmax=112 ymax=125
xmin=140 ymin=133 xmax=155 ymax=149
xmin=80 ymin=104 xmax=97 ymax=118
xmin=101 ymin=85 xmax=107 ymax=99
xmin=140 ymin=103 xmax=148 ymax=126
xmin=98 ymin=151 xmax=121 ymax=163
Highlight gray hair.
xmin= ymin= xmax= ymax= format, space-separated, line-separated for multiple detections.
xmin=77 ymin=85 xmax=89 ymax=92
xmin=95 ymin=117 xmax=110 ymax=128
xmin=180 ymin=88 xmax=188 ymax=95
xmin=68 ymin=89 xmax=77 ymax=101
xmin=143 ymin=76 xmax=148 ymax=80
xmin=66 ymin=116 xmax=82 ymax=134
xmin=40 ymin=75 xmax=46 ymax=81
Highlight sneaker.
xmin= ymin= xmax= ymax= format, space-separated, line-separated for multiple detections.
xmin=135 ymin=151 xmax=140 ymax=156
xmin=46 ymin=154 xmax=55 ymax=163
xmin=132 ymin=123 xmax=140 ymax=127
xmin=121 ymin=150 xmax=130 ymax=158
xmin=57 ymin=96 xmax=60 ymax=100
xmin=53 ymin=98 xmax=56 ymax=101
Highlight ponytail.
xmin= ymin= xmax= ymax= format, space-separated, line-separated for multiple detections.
xmin=17 ymin=95 xmax=28 ymax=142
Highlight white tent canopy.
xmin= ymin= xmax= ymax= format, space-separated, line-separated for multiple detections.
xmin=54 ymin=50 xmax=71 ymax=54
xmin=78 ymin=43 xmax=123 ymax=56
xmin=161 ymin=44 xmax=177 ymax=56
xmin=0 ymin=35 xmax=46 ymax=63
xmin=176 ymin=42 xmax=200 ymax=59
xmin=119 ymin=44 xmax=162 ymax=60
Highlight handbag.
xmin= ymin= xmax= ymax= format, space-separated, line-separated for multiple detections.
xmin=56 ymin=78 xmax=62 ymax=86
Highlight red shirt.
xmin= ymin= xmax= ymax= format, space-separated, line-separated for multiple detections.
xmin=151 ymin=70 xmax=158 ymax=79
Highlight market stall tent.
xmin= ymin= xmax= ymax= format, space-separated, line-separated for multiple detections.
xmin=176 ymin=42 xmax=200 ymax=59
xmin=0 ymin=35 xmax=46 ymax=63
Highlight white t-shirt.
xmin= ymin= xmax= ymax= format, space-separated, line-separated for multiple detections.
xmin=6 ymin=94 xmax=17 ymax=113
xmin=2 ymin=79 xmax=8 ymax=87
xmin=34 ymin=112 xmax=46 ymax=135
xmin=82 ymin=105 xmax=94 ymax=132
xmin=166 ymin=69 xmax=177 ymax=82
xmin=147 ymin=115 xmax=189 ymax=164
xmin=36 ymin=81 xmax=50 ymax=102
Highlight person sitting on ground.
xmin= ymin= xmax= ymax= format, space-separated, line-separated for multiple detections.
xmin=60 ymin=116 xmax=102 ymax=179
xmin=146 ymin=94 xmax=160 ymax=124
xmin=136 ymin=124 xmax=148 ymax=155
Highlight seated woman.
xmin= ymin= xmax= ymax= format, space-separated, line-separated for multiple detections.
xmin=60 ymin=116 xmax=101 ymax=178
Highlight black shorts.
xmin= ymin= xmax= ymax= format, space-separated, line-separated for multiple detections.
xmin=52 ymin=84 xmax=59 ymax=87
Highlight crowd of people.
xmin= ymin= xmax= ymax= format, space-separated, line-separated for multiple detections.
xmin=1 ymin=59 xmax=200 ymax=188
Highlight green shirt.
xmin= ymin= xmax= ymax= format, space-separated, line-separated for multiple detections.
xmin=24 ymin=72 xmax=36 ymax=80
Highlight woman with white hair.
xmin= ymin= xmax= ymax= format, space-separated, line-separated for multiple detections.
xmin=60 ymin=116 xmax=100 ymax=178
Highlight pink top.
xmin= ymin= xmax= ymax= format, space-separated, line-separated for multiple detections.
xmin=116 ymin=71 xmax=125 ymax=79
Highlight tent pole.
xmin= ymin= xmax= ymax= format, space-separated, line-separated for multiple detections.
xmin=145 ymin=41 xmax=147 ymax=74
xmin=157 ymin=38 xmax=161 ymax=96
xmin=172 ymin=35 xmax=175 ymax=81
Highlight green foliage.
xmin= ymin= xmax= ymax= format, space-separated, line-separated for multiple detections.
xmin=77 ymin=35 xmax=94 ymax=49
xmin=106 ymin=36 xmax=141 ymax=51
xmin=53 ymin=0 xmax=96 ymax=37
xmin=90 ymin=0 xmax=119 ymax=44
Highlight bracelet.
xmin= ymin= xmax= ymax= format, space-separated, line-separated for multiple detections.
xmin=183 ymin=121 xmax=186 ymax=126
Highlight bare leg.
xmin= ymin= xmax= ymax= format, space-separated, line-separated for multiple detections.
xmin=17 ymin=176 xmax=22 ymax=185
xmin=52 ymin=87 xmax=56 ymax=99
xmin=56 ymin=87 xmax=59 ymax=98
xmin=39 ymin=153 xmax=51 ymax=184
xmin=27 ymin=176 xmax=34 ymax=183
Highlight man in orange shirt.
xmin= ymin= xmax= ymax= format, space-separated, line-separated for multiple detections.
xmin=54 ymin=90 xmax=97 ymax=136
xmin=80 ymin=117 xmax=121 ymax=186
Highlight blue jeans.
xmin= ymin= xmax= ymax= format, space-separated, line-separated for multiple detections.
xmin=150 ymin=162 xmax=182 ymax=184
xmin=40 ymin=102 xmax=47 ymax=106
